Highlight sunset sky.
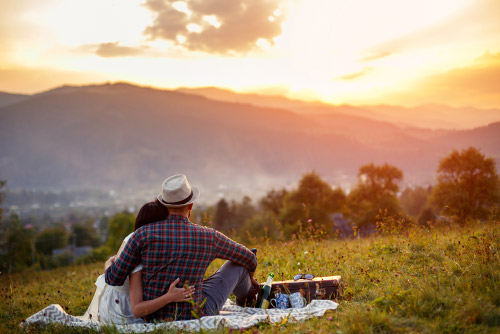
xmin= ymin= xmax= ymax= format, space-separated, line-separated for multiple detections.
xmin=1 ymin=0 xmax=499 ymax=107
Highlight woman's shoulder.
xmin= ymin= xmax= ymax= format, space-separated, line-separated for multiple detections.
xmin=131 ymin=264 xmax=144 ymax=274
xmin=123 ymin=231 xmax=135 ymax=243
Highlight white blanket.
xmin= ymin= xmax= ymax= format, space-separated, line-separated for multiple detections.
xmin=25 ymin=299 xmax=339 ymax=332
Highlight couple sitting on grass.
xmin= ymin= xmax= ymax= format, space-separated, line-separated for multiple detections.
xmin=86 ymin=174 xmax=259 ymax=325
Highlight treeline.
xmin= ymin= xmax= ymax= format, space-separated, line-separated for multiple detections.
xmin=208 ymin=147 xmax=499 ymax=242
xmin=0 ymin=147 xmax=499 ymax=273
xmin=0 ymin=207 xmax=139 ymax=273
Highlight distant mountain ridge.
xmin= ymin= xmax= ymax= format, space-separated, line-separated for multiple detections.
xmin=0 ymin=92 xmax=29 ymax=108
xmin=0 ymin=83 xmax=499 ymax=199
xmin=177 ymin=87 xmax=500 ymax=130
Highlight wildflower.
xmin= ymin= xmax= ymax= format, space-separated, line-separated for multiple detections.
xmin=394 ymin=273 xmax=398 ymax=277
xmin=307 ymin=219 xmax=312 ymax=223
xmin=297 ymin=262 xmax=301 ymax=266
xmin=328 ymin=316 xmax=333 ymax=321
xmin=344 ymin=283 xmax=348 ymax=288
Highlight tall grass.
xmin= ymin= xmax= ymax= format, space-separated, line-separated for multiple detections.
xmin=1 ymin=220 xmax=498 ymax=333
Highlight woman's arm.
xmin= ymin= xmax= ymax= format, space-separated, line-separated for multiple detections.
xmin=104 ymin=239 xmax=128 ymax=270
xmin=129 ymin=272 xmax=195 ymax=318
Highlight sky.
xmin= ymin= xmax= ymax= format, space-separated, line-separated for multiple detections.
xmin=0 ymin=0 xmax=499 ymax=107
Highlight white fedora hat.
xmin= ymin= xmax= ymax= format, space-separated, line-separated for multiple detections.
xmin=157 ymin=174 xmax=200 ymax=207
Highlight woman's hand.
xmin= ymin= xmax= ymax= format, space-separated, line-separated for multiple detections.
xmin=104 ymin=255 xmax=117 ymax=270
xmin=166 ymin=278 xmax=195 ymax=303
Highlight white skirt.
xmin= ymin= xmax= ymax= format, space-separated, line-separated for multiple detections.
xmin=78 ymin=274 xmax=144 ymax=325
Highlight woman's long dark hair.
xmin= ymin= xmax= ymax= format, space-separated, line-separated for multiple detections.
xmin=135 ymin=199 xmax=170 ymax=230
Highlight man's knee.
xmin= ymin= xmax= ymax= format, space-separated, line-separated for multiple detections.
xmin=222 ymin=261 xmax=249 ymax=276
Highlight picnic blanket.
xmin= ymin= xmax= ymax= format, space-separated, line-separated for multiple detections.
xmin=24 ymin=299 xmax=339 ymax=332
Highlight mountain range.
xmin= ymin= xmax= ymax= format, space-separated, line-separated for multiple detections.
xmin=1 ymin=82 xmax=499 ymax=202
xmin=177 ymin=87 xmax=500 ymax=130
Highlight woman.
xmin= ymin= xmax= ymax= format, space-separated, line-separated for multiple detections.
xmin=80 ymin=200 xmax=194 ymax=324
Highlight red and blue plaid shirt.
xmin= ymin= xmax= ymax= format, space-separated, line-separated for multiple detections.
xmin=105 ymin=214 xmax=257 ymax=322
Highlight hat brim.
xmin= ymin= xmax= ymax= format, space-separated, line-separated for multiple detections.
xmin=157 ymin=186 xmax=200 ymax=208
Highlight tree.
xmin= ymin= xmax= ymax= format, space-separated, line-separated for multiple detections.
xmin=35 ymin=227 xmax=68 ymax=255
xmin=347 ymin=163 xmax=403 ymax=228
xmin=72 ymin=221 xmax=100 ymax=247
xmin=431 ymin=147 xmax=500 ymax=223
xmin=418 ymin=207 xmax=436 ymax=225
xmin=279 ymin=172 xmax=346 ymax=237
xmin=214 ymin=198 xmax=231 ymax=232
xmin=0 ymin=214 xmax=33 ymax=273
xmin=259 ymin=189 xmax=288 ymax=216
xmin=105 ymin=211 xmax=135 ymax=253
xmin=0 ymin=180 xmax=5 ymax=222
xmin=400 ymin=186 xmax=431 ymax=218
xmin=230 ymin=196 xmax=257 ymax=230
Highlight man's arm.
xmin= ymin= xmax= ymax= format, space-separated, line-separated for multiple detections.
xmin=129 ymin=273 xmax=195 ymax=318
xmin=105 ymin=232 xmax=142 ymax=286
xmin=213 ymin=231 xmax=257 ymax=272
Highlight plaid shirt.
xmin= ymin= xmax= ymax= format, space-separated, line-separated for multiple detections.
xmin=105 ymin=214 xmax=257 ymax=322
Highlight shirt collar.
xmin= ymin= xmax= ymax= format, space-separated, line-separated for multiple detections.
xmin=167 ymin=214 xmax=190 ymax=223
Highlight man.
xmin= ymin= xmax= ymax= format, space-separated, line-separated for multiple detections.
xmin=105 ymin=174 xmax=258 ymax=321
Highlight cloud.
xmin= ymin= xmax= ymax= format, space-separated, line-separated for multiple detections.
xmin=359 ymin=52 xmax=391 ymax=62
xmin=336 ymin=68 xmax=372 ymax=81
xmin=94 ymin=42 xmax=146 ymax=58
xmin=142 ymin=0 xmax=285 ymax=54
xmin=366 ymin=0 xmax=500 ymax=56
xmin=387 ymin=52 xmax=500 ymax=108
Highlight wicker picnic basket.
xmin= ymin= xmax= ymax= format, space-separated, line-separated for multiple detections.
xmin=258 ymin=275 xmax=342 ymax=307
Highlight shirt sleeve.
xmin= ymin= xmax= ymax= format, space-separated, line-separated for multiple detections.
xmin=213 ymin=230 xmax=257 ymax=272
xmin=105 ymin=231 xmax=142 ymax=286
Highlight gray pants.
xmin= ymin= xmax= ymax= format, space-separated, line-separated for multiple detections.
xmin=201 ymin=261 xmax=252 ymax=315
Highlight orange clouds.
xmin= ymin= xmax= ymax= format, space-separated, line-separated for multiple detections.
xmin=143 ymin=0 xmax=285 ymax=54
xmin=337 ymin=68 xmax=372 ymax=81
xmin=387 ymin=52 xmax=500 ymax=108
xmin=366 ymin=0 xmax=500 ymax=56
xmin=94 ymin=42 xmax=145 ymax=58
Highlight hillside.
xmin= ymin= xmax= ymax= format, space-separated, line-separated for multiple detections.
xmin=0 ymin=92 xmax=29 ymax=108
xmin=178 ymin=87 xmax=500 ymax=130
xmin=1 ymin=83 xmax=499 ymax=198
xmin=2 ymin=222 xmax=499 ymax=333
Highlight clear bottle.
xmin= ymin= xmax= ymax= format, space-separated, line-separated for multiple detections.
xmin=257 ymin=273 xmax=274 ymax=309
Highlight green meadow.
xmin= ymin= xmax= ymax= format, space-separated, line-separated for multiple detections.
xmin=1 ymin=220 xmax=499 ymax=333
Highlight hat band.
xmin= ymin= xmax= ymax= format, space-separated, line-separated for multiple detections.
xmin=163 ymin=190 xmax=194 ymax=205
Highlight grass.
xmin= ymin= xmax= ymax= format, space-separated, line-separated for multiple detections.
xmin=1 ymin=220 xmax=499 ymax=333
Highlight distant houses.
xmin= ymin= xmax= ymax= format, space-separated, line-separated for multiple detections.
xmin=52 ymin=245 xmax=92 ymax=258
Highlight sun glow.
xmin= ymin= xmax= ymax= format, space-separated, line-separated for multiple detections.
xmin=1 ymin=0 xmax=498 ymax=108
xmin=269 ymin=0 xmax=475 ymax=102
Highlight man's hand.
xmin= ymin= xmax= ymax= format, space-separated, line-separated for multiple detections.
xmin=164 ymin=278 xmax=196 ymax=303
xmin=249 ymin=271 xmax=260 ymax=293
xmin=250 ymin=276 xmax=260 ymax=293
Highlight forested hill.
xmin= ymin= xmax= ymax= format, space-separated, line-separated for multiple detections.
xmin=0 ymin=83 xmax=498 ymax=193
